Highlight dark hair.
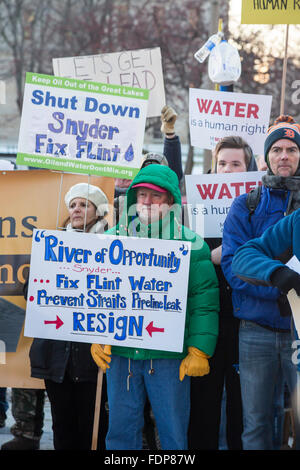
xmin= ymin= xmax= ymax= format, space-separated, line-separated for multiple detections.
xmin=214 ymin=136 xmax=253 ymax=168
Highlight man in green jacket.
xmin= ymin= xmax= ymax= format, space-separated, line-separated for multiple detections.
xmin=91 ymin=165 xmax=219 ymax=450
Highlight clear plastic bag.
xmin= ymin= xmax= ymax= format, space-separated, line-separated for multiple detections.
xmin=208 ymin=40 xmax=241 ymax=85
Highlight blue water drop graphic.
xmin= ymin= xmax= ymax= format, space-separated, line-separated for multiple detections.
xmin=124 ymin=144 xmax=134 ymax=162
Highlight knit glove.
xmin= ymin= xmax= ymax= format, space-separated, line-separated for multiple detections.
xmin=160 ymin=105 xmax=177 ymax=135
xmin=91 ymin=344 xmax=111 ymax=372
xmin=179 ymin=347 xmax=210 ymax=381
xmin=270 ymin=266 xmax=300 ymax=296
xmin=277 ymin=293 xmax=292 ymax=317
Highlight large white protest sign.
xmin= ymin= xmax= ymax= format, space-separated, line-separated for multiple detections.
xmin=53 ymin=48 xmax=165 ymax=118
xmin=16 ymin=72 xmax=148 ymax=179
xmin=189 ymin=89 xmax=272 ymax=155
xmin=185 ymin=171 xmax=265 ymax=238
xmin=24 ymin=230 xmax=191 ymax=353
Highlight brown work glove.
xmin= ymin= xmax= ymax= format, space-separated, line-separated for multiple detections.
xmin=179 ymin=347 xmax=210 ymax=381
xmin=160 ymin=105 xmax=177 ymax=135
xmin=91 ymin=344 xmax=112 ymax=372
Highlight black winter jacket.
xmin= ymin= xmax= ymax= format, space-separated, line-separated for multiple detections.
xmin=29 ymin=338 xmax=98 ymax=383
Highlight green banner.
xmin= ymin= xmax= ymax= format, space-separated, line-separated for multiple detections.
xmin=25 ymin=72 xmax=149 ymax=100
xmin=17 ymin=153 xmax=139 ymax=179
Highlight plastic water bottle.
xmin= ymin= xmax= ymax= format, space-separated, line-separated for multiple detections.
xmin=194 ymin=31 xmax=224 ymax=63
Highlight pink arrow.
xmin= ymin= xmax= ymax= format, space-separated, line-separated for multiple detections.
xmin=146 ymin=321 xmax=165 ymax=337
xmin=44 ymin=315 xmax=64 ymax=330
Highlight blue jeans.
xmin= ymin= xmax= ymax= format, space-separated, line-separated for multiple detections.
xmin=272 ymin=370 xmax=285 ymax=450
xmin=106 ymin=356 xmax=190 ymax=450
xmin=239 ymin=320 xmax=299 ymax=450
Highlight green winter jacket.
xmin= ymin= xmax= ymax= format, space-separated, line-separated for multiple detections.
xmin=107 ymin=164 xmax=219 ymax=360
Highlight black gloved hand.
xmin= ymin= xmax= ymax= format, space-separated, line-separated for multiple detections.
xmin=270 ymin=266 xmax=300 ymax=296
xmin=277 ymin=294 xmax=292 ymax=317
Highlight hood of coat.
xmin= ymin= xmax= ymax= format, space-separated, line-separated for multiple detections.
xmin=117 ymin=165 xmax=182 ymax=238
xmin=127 ymin=164 xmax=181 ymax=205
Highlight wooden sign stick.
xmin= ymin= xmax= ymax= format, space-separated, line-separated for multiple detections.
xmin=280 ymin=24 xmax=290 ymax=115
xmin=91 ymin=368 xmax=104 ymax=450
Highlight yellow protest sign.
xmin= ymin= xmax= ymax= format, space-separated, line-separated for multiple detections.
xmin=241 ymin=0 xmax=300 ymax=24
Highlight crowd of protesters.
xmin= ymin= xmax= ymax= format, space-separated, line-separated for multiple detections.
xmin=1 ymin=107 xmax=300 ymax=452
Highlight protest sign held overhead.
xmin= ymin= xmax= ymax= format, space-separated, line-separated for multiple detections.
xmin=25 ymin=230 xmax=191 ymax=353
xmin=16 ymin=72 xmax=149 ymax=179
xmin=53 ymin=47 xmax=165 ymax=117
xmin=185 ymin=172 xmax=265 ymax=238
xmin=189 ymin=89 xmax=272 ymax=155
xmin=241 ymin=0 xmax=300 ymax=24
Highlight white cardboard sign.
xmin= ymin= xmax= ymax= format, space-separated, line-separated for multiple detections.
xmin=53 ymin=47 xmax=165 ymax=118
xmin=24 ymin=230 xmax=191 ymax=353
xmin=189 ymin=88 xmax=272 ymax=155
xmin=185 ymin=171 xmax=265 ymax=238
xmin=16 ymin=72 xmax=148 ymax=179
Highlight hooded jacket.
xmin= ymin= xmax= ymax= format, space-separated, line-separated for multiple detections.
xmin=207 ymin=153 xmax=258 ymax=322
xmin=106 ymin=165 xmax=219 ymax=361
xmin=221 ymin=185 xmax=294 ymax=330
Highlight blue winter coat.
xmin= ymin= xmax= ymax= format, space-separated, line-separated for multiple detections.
xmin=232 ymin=208 xmax=300 ymax=285
xmin=221 ymin=185 xmax=292 ymax=330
